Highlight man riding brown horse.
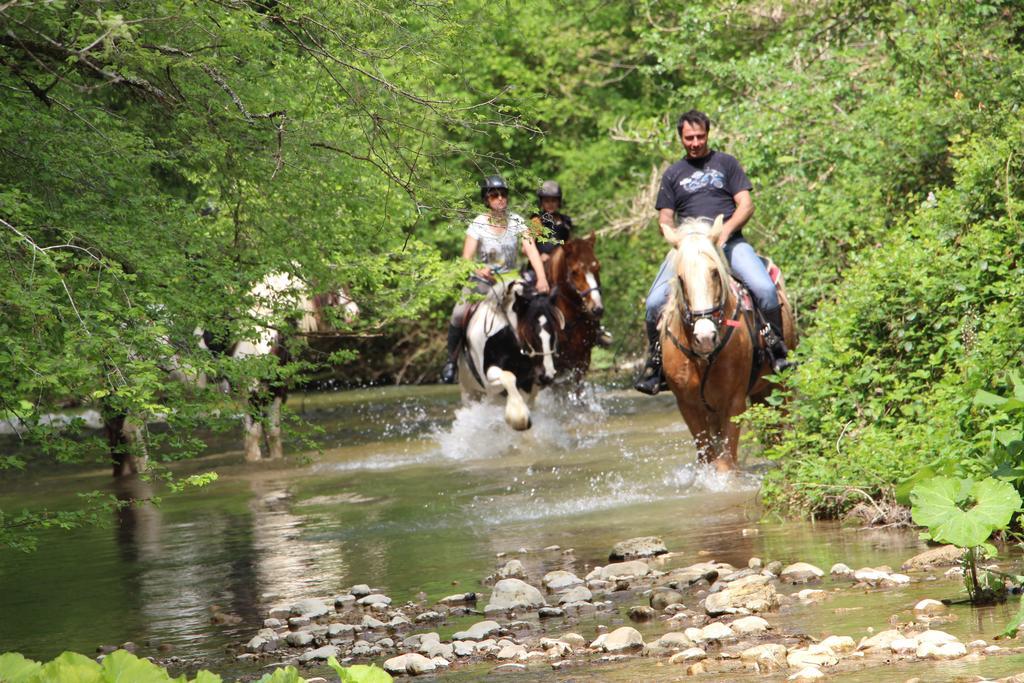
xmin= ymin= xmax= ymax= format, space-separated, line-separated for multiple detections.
xmin=635 ymin=110 xmax=793 ymax=395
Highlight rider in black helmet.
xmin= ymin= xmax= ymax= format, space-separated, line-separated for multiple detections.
xmin=528 ymin=180 xmax=613 ymax=348
xmin=440 ymin=175 xmax=551 ymax=384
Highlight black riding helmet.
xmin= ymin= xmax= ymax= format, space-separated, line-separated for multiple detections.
xmin=536 ymin=180 xmax=562 ymax=209
xmin=480 ymin=175 xmax=509 ymax=204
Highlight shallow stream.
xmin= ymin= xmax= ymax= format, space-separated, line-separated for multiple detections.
xmin=1 ymin=386 xmax=1021 ymax=681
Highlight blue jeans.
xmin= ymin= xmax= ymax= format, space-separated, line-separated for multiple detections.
xmin=645 ymin=236 xmax=779 ymax=324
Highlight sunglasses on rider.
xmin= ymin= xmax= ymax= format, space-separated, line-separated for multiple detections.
xmin=486 ymin=189 xmax=509 ymax=199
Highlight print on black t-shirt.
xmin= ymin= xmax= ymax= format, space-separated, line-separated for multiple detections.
xmin=655 ymin=151 xmax=753 ymax=225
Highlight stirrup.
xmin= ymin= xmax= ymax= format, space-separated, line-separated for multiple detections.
xmin=596 ymin=327 xmax=613 ymax=348
xmin=440 ymin=359 xmax=458 ymax=384
xmin=634 ymin=362 xmax=666 ymax=395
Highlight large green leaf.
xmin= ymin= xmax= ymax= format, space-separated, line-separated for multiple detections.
xmin=328 ymin=658 xmax=393 ymax=683
xmin=30 ymin=652 xmax=103 ymax=683
xmin=0 ymin=653 xmax=41 ymax=683
xmin=100 ymin=649 xmax=180 ymax=683
xmin=911 ymin=476 xmax=1022 ymax=548
xmin=253 ymin=668 xmax=303 ymax=683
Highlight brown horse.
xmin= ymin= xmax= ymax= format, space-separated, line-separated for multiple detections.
xmin=661 ymin=217 xmax=797 ymax=472
xmin=546 ymin=232 xmax=605 ymax=385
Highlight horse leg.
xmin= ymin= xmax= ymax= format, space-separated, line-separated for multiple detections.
xmin=495 ymin=369 xmax=531 ymax=431
xmin=243 ymin=388 xmax=264 ymax=461
xmin=122 ymin=417 xmax=149 ymax=474
xmin=267 ymin=388 xmax=285 ymax=460
xmin=676 ymin=400 xmax=713 ymax=464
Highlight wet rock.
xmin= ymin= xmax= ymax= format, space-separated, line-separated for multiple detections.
xmin=285 ymin=631 xmax=314 ymax=647
xmin=656 ymin=632 xmax=693 ymax=650
xmin=246 ymin=635 xmax=277 ymax=653
xmin=539 ymin=607 xmax=565 ymax=618
xmin=328 ymin=623 xmax=359 ymax=638
xmin=452 ymin=641 xmax=475 ymax=657
xmin=298 ymin=645 xmax=339 ymax=663
xmin=484 ymin=578 xmax=546 ymax=613
xmin=797 ymin=589 xmax=828 ymax=603
xmin=438 ymin=592 xmax=476 ymax=605
xmin=853 ymin=567 xmax=890 ymax=584
xmin=422 ymin=642 xmax=453 ymax=660
xmin=748 ymin=557 xmax=763 ymax=569
xmin=780 ymin=562 xmax=825 ymax=583
xmin=588 ymin=560 xmax=652 ymax=582
xmin=557 ymin=585 xmax=592 ymax=604
xmin=789 ymin=666 xmax=826 ymax=681
xmin=289 ymin=599 xmax=330 ymax=619
xmin=858 ymin=629 xmax=902 ymax=651
xmin=586 ymin=579 xmax=611 ymax=592
xmin=543 ymin=570 xmax=583 ymax=591
xmin=730 ymin=616 xmax=770 ymax=635
xmin=902 ymin=545 xmax=965 ymax=571
xmin=497 ymin=559 xmax=526 ymax=580
xmin=650 ymin=588 xmax=685 ymax=611
xmin=591 ymin=626 xmax=644 ymax=652
xmin=562 ymin=600 xmax=597 ymax=616
xmin=389 ymin=615 xmax=411 ymax=629
xmin=559 ymin=632 xmax=586 ymax=648
xmin=497 ymin=644 xmax=527 ymax=660
xmin=881 ymin=573 xmax=911 ymax=587
xmin=765 ymin=561 xmax=783 ymax=575
xmin=704 ymin=574 xmax=780 ymax=616
xmin=967 ymin=639 xmax=987 ymax=649
xmin=627 ymin=605 xmax=656 ymax=622
xmin=431 ymin=657 xmax=449 ymax=669
xmin=361 ymin=615 xmax=386 ymax=630
xmin=452 ymin=620 xmax=501 ymax=641
xmin=492 ymin=663 xmax=526 ymax=673
xmin=699 ymin=621 xmax=735 ymax=641
xmin=741 ymin=643 xmax=788 ymax=671
xmin=264 ymin=618 xmax=284 ymax=629
xmin=334 ymin=595 xmax=355 ymax=610
xmin=414 ymin=611 xmax=443 ymax=623
xmin=357 ymin=594 xmax=391 ymax=607
xmin=384 ymin=652 xmax=436 ymax=675
xmin=891 ymin=638 xmax=919 ymax=655
xmin=787 ymin=643 xmax=838 ymax=668
xmin=350 ymin=584 xmax=372 ymax=598
xmin=917 ymin=641 xmax=966 ymax=659
xmin=609 ymin=536 xmax=668 ymax=561
xmin=669 ymin=647 xmax=707 ymax=663
xmin=820 ymin=635 xmax=856 ymax=653
xmin=914 ymin=599 xmax=947 ymax=616
xmin=288 ymin=616 xmax=310 ymax=628
xmin=830 ymin=563 xmax=853 ymax=577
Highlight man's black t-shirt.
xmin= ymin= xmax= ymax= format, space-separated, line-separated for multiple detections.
xmin=655 ymin=151 xmax=752 ymax=227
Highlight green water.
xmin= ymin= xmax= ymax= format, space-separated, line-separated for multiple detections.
xmin=1 ymin=385 xmax=1021 ymax=681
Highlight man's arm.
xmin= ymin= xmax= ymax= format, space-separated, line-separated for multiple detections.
xmin=658 ymin=208 xmax=679 ymax=248
xmin=718 ymin=190 xmax=753 ymax=246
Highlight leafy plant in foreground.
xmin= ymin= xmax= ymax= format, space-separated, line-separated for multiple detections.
xmin=910 ymin=475 xmax=1022 ymax=603
xmin=328 ymin=656 xmax=394 ymax=683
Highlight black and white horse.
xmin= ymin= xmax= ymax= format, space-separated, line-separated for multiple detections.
xmin=458 ymin=281 xmax=562 ymax=430
xmin=200 ymin=272 xmax=358 ymax=461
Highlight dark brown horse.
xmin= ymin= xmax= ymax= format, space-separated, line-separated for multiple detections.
xmin=546 ymin=232 xmax=605 ymax=385
xmin=661 ymin=217 xmax=797 ymax=472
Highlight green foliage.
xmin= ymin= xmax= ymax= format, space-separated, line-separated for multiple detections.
xmin=328 ymin=656 xmax=394 ymax=683
xmin=910 ymin=476 xmax=1021 ymax=549
xmin=0 ymin=649 xmax=231 ymax=683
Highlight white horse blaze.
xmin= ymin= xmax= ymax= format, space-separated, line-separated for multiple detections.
xmin=584 ymin=272 xmax=602 ymax=309
xmin=693 ymin=317 xmax=718 ymax=351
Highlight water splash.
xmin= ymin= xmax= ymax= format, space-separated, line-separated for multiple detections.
xmin=432 ymin=398 xmax=572 ymax=460
xmin=664 ymin=462 xmax=762 ymax=493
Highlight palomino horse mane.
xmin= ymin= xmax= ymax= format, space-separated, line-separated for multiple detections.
xmin=660 ymin=217 xmax=731 ymax=335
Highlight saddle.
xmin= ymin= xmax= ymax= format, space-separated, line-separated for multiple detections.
xmin=731 ymin=256 xmax=782 ymax=314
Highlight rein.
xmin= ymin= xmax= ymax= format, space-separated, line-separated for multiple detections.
xmin=664 ymin=283 xmax=745 ymax=413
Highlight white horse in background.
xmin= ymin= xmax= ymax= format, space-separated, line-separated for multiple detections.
xmin=200 ymin=272 xmax=359 ymax=461
xmin=459 ymin=280 xmax=561 ymax=431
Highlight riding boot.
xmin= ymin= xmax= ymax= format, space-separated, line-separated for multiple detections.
xmin=596 ymin=325 xmax=614 ymax=348
xmin=762 ymin=306 xmax=795 ymax=373
xmin=440 ymin=324 xmax=462 ymax=384
xmin=634 ymin=320 xmax=667 ymax=395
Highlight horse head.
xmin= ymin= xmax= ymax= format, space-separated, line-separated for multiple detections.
xmin=512 ymin=284 xmax=561 ymax=386
xmin=669 ymin=216 xmax=731 ymax=356
xmin=560 ymin=232 xmax=604 ymax=318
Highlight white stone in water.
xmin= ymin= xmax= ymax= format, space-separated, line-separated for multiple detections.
xmin=914 ymin=599 xmax=947 ymax=615
xmin=289 ymin=598 xmax=330 ymax=618
xmin=830 ymin=563 xmax=853 ymax=576
xmin=350 ymin=584 xmax=371 ymax=598
xmin=415 ymin=633 xmax=440 ymax=652
xmin=497 ymin=644 xmax=527 ymax=660
xmin=882 ymin=573 xmax=910 ymax=586
xmin=700 ymin=621 xmax=735 ymax=641
xmin=890 ymin=638 xmax=919 ymax=655
xmin=740 ymin=643 xmax=788 ymax=671
xmin=498 ymin=559 xmax=526 ymax=580
xmin=917 ymin=641 xmax=966 ymax=659
xmin=748 ymin=557 xmax=763 ymax=569
xmin=916 ymin=630 xmax=959 ymax=645
xmin=668 ymin=647 xmax=707 ymax=663
xmin=730 ymin=616 xmax=770 ymax=635
xmin=656 ymin=632 xmax=693 ymax=650
xmin=285 ymin=631 xmax=314 ymax=647
xmin=557 ymin=585 xmax=592 ymax=604
xmin=475 ymin=639 xmax=499 ymax=655
xmin=560 ymin=633 xmax=586 ymax=648
xmin=858 ymin=629 xmax=903 ymax=650
xmin=424 ymin=642 xmax=453 ymax=660
xmin=596 ymin=560 xmax=652 ymax=581
xmin=592 ymin=626 xmax=644 ymax=652
xmin=357 ymin=593 xmax=391 ymax=606
xmin=684 ymin=627 xmax=704 ymax=642
xmin=788 ymin=666 xmax=826 ymax=681
xmin=452 ymin=620 xmax=501 ymax=641
xmin=787 ymin=643 xmax=838 ymax=668
xmin=543 ymin=570 xmax=584 ymax=591
xmin=452 ymin=641 xmax=475 ymax=657
xmin=797 ymin=589 xmax=827 ymax=602
xmin=966 ymin=639 xmax=987 ymax=649
xmin=780 ymin=562 xmax=825 ymax=583
xmin=484 ymin=578 xmax=547 ymax=612
xmin=819 ymin=635 xmax=856 ymax=654
xmin=610 ymin=536 xmax=668 ymax=560
xmin=298 ymin=645 xmax=339 ymax=663
xmin=431 ymin=657 xmax=449 ymax=668
xmin=853 ymin=568 xmax=890 ymax=584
